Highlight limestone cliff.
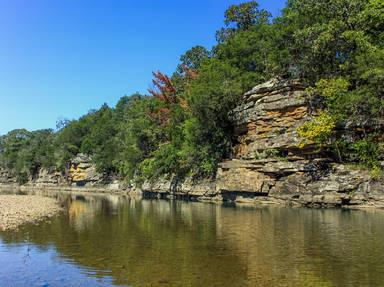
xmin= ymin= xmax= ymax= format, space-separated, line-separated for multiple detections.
xmin=230 ymin=78 xmax=308 ymax=159
xmin=143 ymin=78 xmax=384 ymax=208
xmin=0 ymin=154 xmax=106 ymax=188
xmin=68 ymin=154 xmax=104 ymax=186
xmin=1 ymin=78 xmax=383 ymax=208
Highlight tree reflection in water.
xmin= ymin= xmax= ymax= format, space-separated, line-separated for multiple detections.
xmin=0 ymin=192 xmax=384 ymax=287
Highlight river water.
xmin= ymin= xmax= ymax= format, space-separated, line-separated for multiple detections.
xmin=0 ymin=192 xmax=383 ymax=287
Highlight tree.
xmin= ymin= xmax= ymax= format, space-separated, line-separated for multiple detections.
xmin=115 ymin=95 xmax=166 ymax=180
xmin=1 ymin=0 xmax=383 ymax=182
xmin=0 ymin=129 xmax=56 ymax=183
xmin=80 ymin=104 xmax=118 ymax=174
xmin=280 ymin=0 xmax=371 ymax=81
xmin=224 ymin=1 xmax=270 ymax=30
xmin=148 ymin=71 xmax=177 ymax=104
xmin=179 ymin=46 xmax=210 ymax=72
xmin=216 ymin=1 xmax=271 ymax=43
xmin=56 ymin=118 xmax=71 ymax=131
xmin=172 ymin=46 xmax=210 ymax=99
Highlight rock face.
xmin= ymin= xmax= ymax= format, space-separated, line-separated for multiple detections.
xmin=215 ymin=78 xmax=384 ymax=207
xmin=68 ymin=154 xmax=103 ymax=186
xmin=231 ymin=78 xmax=308 ymax=159
xmin=217 ymin=78 xmax=312 ymax=196
xmin=34 ymin=169 xmax=62 ymax=186
xmin=142 ymin=177 xmax=217 ymax=201
xmin=143 ymin=78 xmax=384 ymax=208
xmin=0 ymin=154 xmax=106 ymax=188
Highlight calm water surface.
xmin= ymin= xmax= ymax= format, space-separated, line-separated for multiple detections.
xmin=0 ymin=191 xmax=384 ymax=287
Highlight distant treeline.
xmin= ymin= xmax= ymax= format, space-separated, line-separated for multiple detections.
xmin=1 ymin=0 xmax=383 ymax=184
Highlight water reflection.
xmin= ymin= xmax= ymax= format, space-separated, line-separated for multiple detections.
xmin=0 ymin=192 xmax=383 ymax=286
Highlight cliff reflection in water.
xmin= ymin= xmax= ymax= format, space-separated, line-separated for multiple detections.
xmin=1 ymin=193 xmax=384 ymax=287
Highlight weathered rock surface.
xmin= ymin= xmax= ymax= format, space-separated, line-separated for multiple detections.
xmin=231 ymin=78 xmax=309 ymax=159
xmin=212 ymin=78 xmax=384 ymax=207
xmin=34 ymin=168 xmax=62 ymax=186
xmin=68 ymin=154 xmax=104 ymax=186
xmin=1 ymin=154 xmax=107 ymax=188
xmin=142 ymin=177 xmax=217 ymax=201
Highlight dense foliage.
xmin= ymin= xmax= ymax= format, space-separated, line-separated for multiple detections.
xmin=1 ymin=0 xmax=383 ymax=184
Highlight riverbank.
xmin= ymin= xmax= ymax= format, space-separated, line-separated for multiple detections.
xmin=0 ymin=195 xmax=62 ymax=231
xmin=1 ymin=182 xmax=384 ymax=210
xmin=1 ymin=79 xmax=383 ymax=210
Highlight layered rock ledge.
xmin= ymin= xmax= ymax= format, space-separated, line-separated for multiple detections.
xmin=1 ymin=78 xmax=383 ymax=209
xmin=0 ymin=195 xmax=62 ymax=231
xmin=142 ymin=78 xmax=384 ymax=208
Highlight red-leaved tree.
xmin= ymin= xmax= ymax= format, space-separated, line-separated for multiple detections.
xmin=148 ymin=71 xmax=189 ymax=126
xmin=148 ymin=71 xmax=177 ymax=104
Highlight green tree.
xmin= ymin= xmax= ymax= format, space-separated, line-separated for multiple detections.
xmin=115 ymin=95 xmax=165 ymax=180
xmin=224 ymin=1 xmax=270 ymax=30
xmin=0 ymin=129 xmax=56 ymax=183
xmin=216 ymin=1 xmax=271 ymax=43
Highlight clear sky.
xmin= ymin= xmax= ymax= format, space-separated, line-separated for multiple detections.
xmin=0 ymin=0 xmax=286 ymax=135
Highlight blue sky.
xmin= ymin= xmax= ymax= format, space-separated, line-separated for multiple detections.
xmin=0 ymin=0 xmax=286 ymax=135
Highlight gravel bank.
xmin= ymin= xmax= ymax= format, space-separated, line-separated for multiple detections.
xmin=0 ymin=195 xmax=62 ymax=231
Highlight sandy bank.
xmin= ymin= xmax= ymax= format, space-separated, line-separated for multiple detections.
xmin=0 ymin=195 xmax=62 ymax=231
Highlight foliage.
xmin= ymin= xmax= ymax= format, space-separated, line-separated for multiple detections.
xmin=0 ymin=129 xmax=55 ymax=183
xmin=370 ymin=165 xmax=383 ymax=180
xmin=114 ymin=95 xmax=165 ymax=180
xmin=351 ymin=138 xmax=382 ymax=169
xmin=293 ymin=0 xmax=384 ymax=171
xmin=297 ymin=111 xmax=336 ymax=148
xmin=148 ymin=71 xmax=177 ymax=104
xmin=178 ymin=46 xmax=210 ymax=72
xmin=79 ymin=104 xmax=118 ymax=174
xmin=224 ymin=1 xmax=270 ymax=30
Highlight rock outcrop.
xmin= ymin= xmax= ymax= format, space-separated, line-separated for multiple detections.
xmin=33 ymin=168 xmax=62 ymax=186
xmin=68 ymin=154 xmax=104 ymax=186
xmin=143 ymin=78 xmax=384 ymax=208
xmin=0 ymin=154 xmax=106 ymax=188
xmin=231 ymin=78 xmax=309 ymax=159
xmin=216 ymin=78 xmax=384 ymax=207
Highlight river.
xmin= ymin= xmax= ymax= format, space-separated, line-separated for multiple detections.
xmin=0 ymin=191 xmax=383 ymax=286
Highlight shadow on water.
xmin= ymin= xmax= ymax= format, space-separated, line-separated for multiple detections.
xmin=0 ymin=190 xmax=384 ymax=286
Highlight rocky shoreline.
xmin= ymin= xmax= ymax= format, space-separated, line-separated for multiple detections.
xmin=0 ymin=195 xmax=62 ymax=231
xmin=1 ymin=181 xmax=384 ymax=210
